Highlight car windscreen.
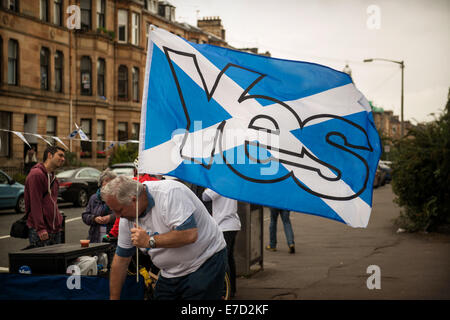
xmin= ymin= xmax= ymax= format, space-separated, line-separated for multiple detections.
xmin=56 ymin=169 xmax=77 ymax=178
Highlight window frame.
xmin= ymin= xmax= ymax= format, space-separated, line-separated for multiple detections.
xmin=80 ymin=118 xmax=92 ymax=158
xmin=132 ymin=66 xmax=139 ymax=102
xmin=40 ymin=0 xmax=49 ymax=22
xmin=54 ymin=50 xmax=63 ymax=93
xmin=97 ymin=58 xmax=105 ymax=98
xmin=118 ymin=122 xmax=128 ymax=141
xmin=131 ymin=12 xmax=140 ymax=46
xmin=96 ymin=0 xmax=105 ymax=29
xmin=80 ymin=0 xmax=92 ymax=31
xmin=53 ymin=0 xmax=63 ymax=26
xmin=8 ymin=39 xmax=18 ymax=86
xmin=80 ymin=56 xmax=92 ymax=96
xmin=40 ymin=47 xmax=50 ymax=90
xmin=118 ymin=9 xmax=128 ymax=43
xmin=96 ymin=119 xmax=106 ymax=158
xmin=0 ymin=111 xmax=12 ymax=158
xmin=118 ymin=65 xmax=128 ymax=100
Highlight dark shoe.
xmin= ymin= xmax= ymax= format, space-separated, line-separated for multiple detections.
xmin=289 ymin=244 xmax=295 ymax=254
xmin=265 ymin=245 xmax=277 ymax=252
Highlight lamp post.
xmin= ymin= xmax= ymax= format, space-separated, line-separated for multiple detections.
xmin=364 ymin=58 xmax=405 ymax=137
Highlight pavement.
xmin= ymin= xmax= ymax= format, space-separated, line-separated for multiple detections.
xmin=233 ymin=185 xmax=450 ymax=300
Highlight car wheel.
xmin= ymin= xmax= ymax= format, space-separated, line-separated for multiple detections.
xmin=75 ymin=189 xmax=88 ymax=207
xmin=15 ymin=195 xmax=25 ymax=213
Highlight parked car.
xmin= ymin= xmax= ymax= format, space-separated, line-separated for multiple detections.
xmin=57 ymin=167 xmax=101 ymax=207
xmin=109 ymin=162 xmax=136 ymax=177
xmin=0 ymin=169 xmax=25 ymax=213
xmin=373 ymin=164 xmax=387 ymax=188
xmin=379 ymin=161 xmax=392 ymax=183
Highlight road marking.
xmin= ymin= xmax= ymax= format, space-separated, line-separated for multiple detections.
xmin=0 ymin=216 xmax=82 ymax=239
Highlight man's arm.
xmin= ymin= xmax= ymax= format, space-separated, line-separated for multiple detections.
xmin=131 ymin=227 xmax=198 ymax=249
xmin=109 ymin=254 xmax=132 ymax=300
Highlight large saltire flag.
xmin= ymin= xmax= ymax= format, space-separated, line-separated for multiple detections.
xmin=138 ymin=27 xmax=381 ymax=228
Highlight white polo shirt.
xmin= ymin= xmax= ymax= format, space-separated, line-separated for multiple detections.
xmin=117 ymin=180 xmax=226 ymax=278
xmin=202 ymin=188 xmax=241 ymax=232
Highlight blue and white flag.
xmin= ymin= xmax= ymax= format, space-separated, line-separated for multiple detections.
xmin=139 ymin=27 xmax=381 ymax=228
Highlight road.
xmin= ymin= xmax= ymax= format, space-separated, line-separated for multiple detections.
xmin=0 ymin=202 xmax=89 ymax=270
xmin=1 ymin=185 xmax=449 ymax=300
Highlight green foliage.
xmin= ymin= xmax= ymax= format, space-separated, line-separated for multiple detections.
xmin=108 ymin=144 xmax=138 ymax=166
xmin=12 ymin=172 xmax=26 ymax=185
xmin=64 ymin=151 xmax=86 ymax=168
xmin=391 ymin=97 xmax=450 ymax=232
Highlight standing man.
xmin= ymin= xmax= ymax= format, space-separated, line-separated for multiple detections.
xmin=101 ymin=176 xmax=227 ymax=300
xmin=266 ymin=208 xmax=295 ymax=254
xmin=25 ymin=145 xmax=66 ymax=247
xmin=202 ymin=188 xmax=241 ymax=298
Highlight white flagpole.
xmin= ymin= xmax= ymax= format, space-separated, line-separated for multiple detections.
xmin=135 ymin=161 xmax=140 ymax=283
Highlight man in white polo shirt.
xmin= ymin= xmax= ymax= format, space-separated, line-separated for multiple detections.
xmin=101 ymin=176 xmax=226 ymax=300
xmin=202 ymin=188 xmax=241 ymax=298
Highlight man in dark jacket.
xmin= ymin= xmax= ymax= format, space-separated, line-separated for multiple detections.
xmin=25 ymin=145 xmax=66 ymax=247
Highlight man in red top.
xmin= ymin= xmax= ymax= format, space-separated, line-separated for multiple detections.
xmin=25 ymin=146 xmax=66 ymax=247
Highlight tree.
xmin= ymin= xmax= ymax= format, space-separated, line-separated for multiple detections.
xmin=391 ymin=91 xmax=450 ymax=232
xmin=108 ymin=143 xmax=138 ymax=166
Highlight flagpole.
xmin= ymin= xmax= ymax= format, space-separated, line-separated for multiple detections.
xmin=135 ymin=166 xmax=140 ymax=283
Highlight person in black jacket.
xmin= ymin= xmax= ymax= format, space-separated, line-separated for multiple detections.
xmin=81 ymin=169 xmax=117 ymax=243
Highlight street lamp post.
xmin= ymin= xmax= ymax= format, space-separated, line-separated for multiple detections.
xmin=363 ymin=58 xmax=405 ymax=137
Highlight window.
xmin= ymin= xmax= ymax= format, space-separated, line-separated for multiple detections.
xmin=132 ymin=67 xmax=139 ymax=102
xmin=118 ymin=10 xmax=128 ymax=43
xmin=97 ymin=119 xmax=105 ymax=158
xmin=40 ymin=0 xmax=49 ymax=22
xmin=118 ymin=65 xmax=128 ymax=99
xmin=8 ymin=39 xmax=18 ymax=85
xmin=40 ymin=47 xmax=50 ymax=90
xmin=53 ymin=0 xmax=62 ymax=26
xmin=8 ymin=0 xmax=19 ymax=12
xmin=80 ymin=119 xmax=92 ymax=158
xmin=131 ymin=123 xmax=140 ymax=140
xmin=54 ymin=51 xmax=63 ymax=92
xmin=80 ymin=56 xmax=92 ymax=95
xmin=80 ymin=0 xmax=91 ymax=30
xmin=118 ymin=122 xmax=128 ymax=141
xmin=0 ymin=111 xmax=11 ymax=157
xmin=131 ymin=12 xmax=140 ymax=46
xmin=0 ymin=37 xmax=2 ymax=85
xmin=97 ymin=58 xmax=105 ymax=97
xmin=96 ymin=0 xmax=105 ymax=29
xmin=46 ymin=116 xmax=57 ymax=145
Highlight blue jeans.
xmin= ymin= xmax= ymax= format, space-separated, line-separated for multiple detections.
xmin=28 ymin=228 xmax=62 ymax=248
xmin=269 ymin=208 xmax=294 ymax=248
xmin=153 ymin=248 xmax=227 ymax=300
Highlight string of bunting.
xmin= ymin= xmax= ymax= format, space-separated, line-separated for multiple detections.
xmin=0 ymin=126 xmax=139 ymax=153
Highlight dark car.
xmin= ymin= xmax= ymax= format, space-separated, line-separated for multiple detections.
xmin=373 ymin=164 xmax=387 ymax=188
xmin=379 ymin=161 xmax=392 ymax=183
xmin=57 ymin=167 xmax=101 ymax=207
xmin=0 ymin=169 xmax=25 ymax=213
xmin=109 ymin=162 xmax=136 ymax=177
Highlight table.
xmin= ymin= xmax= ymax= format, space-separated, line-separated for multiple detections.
xmin=9 ymin=243 xmax=113 ymax=274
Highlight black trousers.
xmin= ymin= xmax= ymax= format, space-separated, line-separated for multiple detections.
xmin=223 ymin=231 xmax=238 ymax=295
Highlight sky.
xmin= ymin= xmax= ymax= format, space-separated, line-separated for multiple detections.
xmin=169 ymin=0 xmax=450 ymax=124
